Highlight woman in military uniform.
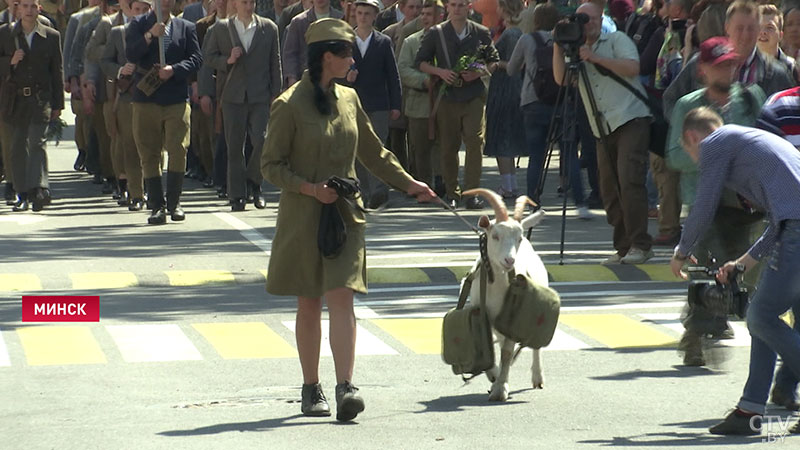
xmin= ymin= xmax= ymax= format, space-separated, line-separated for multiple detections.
xmin=262 ymin=18 xmax=435 ymax=422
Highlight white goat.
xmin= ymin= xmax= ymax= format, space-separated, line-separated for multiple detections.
xmin=463 ymin=188 xmax=548 ymax=402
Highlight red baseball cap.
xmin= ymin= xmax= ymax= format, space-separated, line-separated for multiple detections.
xmin=699 ymin=37 xmax=740 ymax=66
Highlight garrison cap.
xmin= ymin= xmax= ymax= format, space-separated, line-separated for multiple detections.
xmin=305 ymin=18 xmax=356 ymax=45
xmin=354 ymin=0 xmax=381 ymax=11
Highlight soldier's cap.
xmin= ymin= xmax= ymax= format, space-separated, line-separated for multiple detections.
xmin=130 ymin=0 xmax=153 ymax=5
xmin=305 ymin=18 xmax=356 ymax=45
xmin=354 ymin=0 xmax=381 ymax=11
xmin=106 ymin=0 xmax=119 ymax=7
xmin=699 ymin=36 xmax=739 ymax=66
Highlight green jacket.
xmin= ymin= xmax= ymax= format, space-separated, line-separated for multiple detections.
xmin=666 ymin=83 xmax=766 ymax=206
xmin=397 ymin=29 xmax=431 ymax=119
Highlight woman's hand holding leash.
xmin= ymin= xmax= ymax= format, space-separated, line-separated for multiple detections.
xmin=406 ymin=180 xmax=436 ymax=202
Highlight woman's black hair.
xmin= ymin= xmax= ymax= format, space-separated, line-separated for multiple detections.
xmin=307 ymin=40 xmax=353 ymax=116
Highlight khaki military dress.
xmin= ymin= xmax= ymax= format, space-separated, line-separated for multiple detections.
xmin=262 ymin=72 xmax=413 ymax=298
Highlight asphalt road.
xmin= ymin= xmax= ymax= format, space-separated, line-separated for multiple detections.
xmin=1 ymin=108 xmax=797 ymax=449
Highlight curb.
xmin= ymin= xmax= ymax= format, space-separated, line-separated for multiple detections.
xmin=0 ymin=264 xmax=681 ymax=293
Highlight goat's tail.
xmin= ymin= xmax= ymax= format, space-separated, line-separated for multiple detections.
xmin=463 ymin=188 xmax=508 ymax=222
xmin=513 ymin=196 xmax=538 ymax=221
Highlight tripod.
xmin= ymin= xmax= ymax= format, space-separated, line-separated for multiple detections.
xmin=532 ymin=53 xmax=608 ymax=264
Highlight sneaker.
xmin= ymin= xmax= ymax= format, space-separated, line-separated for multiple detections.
xmin=576 ymin=206 xmax=595 ymax=220
xmin=620 ymin=247 xmax=654 ymax=264
xmin=653 ymin=233 xmax=680 ymax=247
xmin=497 ymin=187 xmax=518 ymax=199
xmin=709 ymin=409 xmax=762 ymax=435
xmin=465 ymin=196 xmax=485 ymax=210
xmin=601 ymin=253 xmax=623 ymax=265
xmin=771 ymin=386 xmax=800 ymax=411
xmin=790 ymin=420 xmax=800 ymax=434
xmin=335 ymin=381 xmax=365 ymax=422
xmin=712 ymin=324 xmax=735 ymax=340
xmin=301 ymin=383 xmax=331 ymax=417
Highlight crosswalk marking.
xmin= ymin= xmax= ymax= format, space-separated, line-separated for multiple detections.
xmin=0 ymin=274 xmax=42 ymax=291
xmin=559 ymin=314 xmax=677 ymax=348
xmin=0 ymin=329 xmax=10 ymax=366
xmin=193 ymin=322 xmax=296 ymax=359
xmin=372 ymin=318 xmax=443 ymax=354
xmin=17 ymin=326 xmax=106 ymax=366
xmin=541 ymin=329 xmax=591 ymax=351
xmin=70 ymin=272 xmax=138 ymax=290
xmin=106 ymin=324 xmax=203 ymax=362
xmin=367 ymin=267 xmax=429 ymax=284
xmin=638 ymin=313 xmax=751 ymax=347
xmin=165 ymin=270 xmax=235 ymax=286
xmin=283 ymin=321 xmax=399 ymax=356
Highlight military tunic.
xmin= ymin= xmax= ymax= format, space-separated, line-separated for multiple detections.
xmin=262 ymin=72 xmax=413 ymax=298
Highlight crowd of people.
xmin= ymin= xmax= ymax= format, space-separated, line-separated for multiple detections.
xmin=2 ymin=0 xmax=800 ymax=430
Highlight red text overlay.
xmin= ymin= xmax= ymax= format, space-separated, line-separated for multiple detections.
xmin=22 ymin=296 xmax=100 ymax=322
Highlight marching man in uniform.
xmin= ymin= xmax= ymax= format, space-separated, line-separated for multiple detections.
xmin=0 ymin=0 xmax=63 ymax=212
xmin=126 ymin=0 xmax=202 ymax=224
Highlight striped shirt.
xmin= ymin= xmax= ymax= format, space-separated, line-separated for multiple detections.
xmin=677 ymin=125 xmax=800 ymax=260
xmin=757 ymin=86 xmax=800 ymax=147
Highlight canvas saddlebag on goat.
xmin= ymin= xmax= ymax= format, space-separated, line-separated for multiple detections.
xmin=442 ymin=268 xmax=495 ymax=376
xmin=494 ymin=271 xmax=560 ymax=349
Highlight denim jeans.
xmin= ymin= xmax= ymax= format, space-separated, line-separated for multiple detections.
xmin=738 ymin=220 xmax=800 ymax=414
xmin=524 ymin=101 xmax=584 ymax=206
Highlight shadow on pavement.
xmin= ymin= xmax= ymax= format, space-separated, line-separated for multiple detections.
xmin=415 ymin=392 xmax=526 ymax=413
xmin=578 ymin=432 xmax=762 ymax=447
xmin=156 ymin=413 xmax=337 ymax=436
xmin=590 ymin=365 xmax=723 ymax=381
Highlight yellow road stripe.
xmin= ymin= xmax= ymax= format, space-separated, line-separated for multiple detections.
xmin=546 ymin=265 xmax=619 ymax=282
xmin=559 ymin=314 xmax=676 ymax=348
xmin=367 ymin=267 xmax=430 ymax=284
xmin=0 ymin=274 xmax=42 ymax=291
xmin=448 ymin=266 xmax=473 ymax=280
xmin=17 ymin=326 xmax=106 ymax=365
xmin=193 ymin=322 xmax=296 ymax=359
xmin=636 ymin=265 xmax=679 ymax=282
xmin=70 ymin=272 xmax=138 ymax=290
xmin=259 ymin=270 xmax=268 ymax=280
xmin=165 ymin=270 xmax=235 ymax=286
xmin=371 ymin=318 xmax=443 ymax=354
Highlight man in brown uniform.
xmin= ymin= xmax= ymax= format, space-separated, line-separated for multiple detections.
xmin=0 ymin=0 xmax=64 ymax=212
xmin=99 ymin=0 xmax=150 ymax=210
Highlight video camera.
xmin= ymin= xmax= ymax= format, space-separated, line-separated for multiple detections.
xmin=684 ymin=263 xmax=749 ymax=336
xmin=553 ymin=13 xmax=589 ymax=57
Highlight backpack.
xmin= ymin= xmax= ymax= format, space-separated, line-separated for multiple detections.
xmin=530 ymin=32 xmax=560 ymax=105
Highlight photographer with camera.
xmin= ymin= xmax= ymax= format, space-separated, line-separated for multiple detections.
xmin=670 ymin=107 xmax=800 ymax=435
xmin=552 ymin=1 xmax=654 ymax=264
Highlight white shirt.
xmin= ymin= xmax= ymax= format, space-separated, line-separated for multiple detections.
xmin=455 ymin=25 xmax=467 ymax=41
xmin=234 ymin=15 xmax=257 ymax=52
xmin=356 ymin=30 xmax=373 ymax=57
xmin=24 ymin=30 xmax=34 ymax=47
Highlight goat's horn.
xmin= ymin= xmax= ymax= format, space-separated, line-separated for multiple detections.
xmin=463 ymin=188 xmax=509 ymax=222
xmin=513 ymin=196 xmax=538 ymax=221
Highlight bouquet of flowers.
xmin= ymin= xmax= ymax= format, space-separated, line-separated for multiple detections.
xmin=440 ymin=44 xmax=494 ymax=93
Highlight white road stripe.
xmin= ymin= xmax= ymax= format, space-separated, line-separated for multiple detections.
xmin=0 ymin=329 xmax=10 ymax=366
xmin=213 ymin=212 xmax=272 ymax=254
xmin=282 ymin=320 xmax=399 ymax=356
xmin=105 ymin=324 xmax=203 ymax=362
xmin=353 ymin=297 xmax=380 ymax=319
xmin=638 ymin=313 xmax=751 ymax=347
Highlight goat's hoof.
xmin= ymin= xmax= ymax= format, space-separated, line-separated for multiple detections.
xmin=488 ymin=382 xmax=509 ymax=402
xmin=485 ymin=366 xmax=499 ymax=383
xmin=532 ymin=374 xmax=544 ymax=389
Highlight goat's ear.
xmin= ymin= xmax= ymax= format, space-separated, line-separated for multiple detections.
xmin=477 ymin=215 xmax=491 ymax=229
xmin=520 ymin=209 xmax=545 ymax=230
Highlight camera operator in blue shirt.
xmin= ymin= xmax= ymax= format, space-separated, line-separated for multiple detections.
xmin=670 ymin=106 xmax=800 ymax=436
